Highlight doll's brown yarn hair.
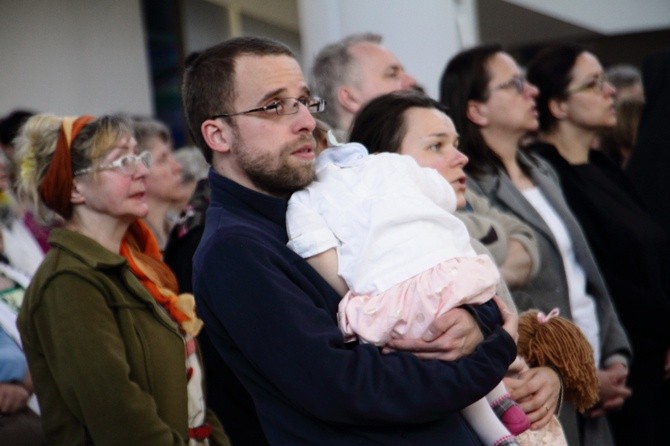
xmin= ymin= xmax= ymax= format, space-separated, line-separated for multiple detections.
xmin=517 ymin=309 xmax=599 ymax=413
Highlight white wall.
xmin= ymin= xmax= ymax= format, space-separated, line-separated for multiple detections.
xmin=208 ymin=0 xmax=299 ymax=32
xmin=2 ymin=0 xmax=667 ymax=119
xmin=0 ymin=0 xmax=152 ymax=117
xmin=506 ymin=0 xmax=670 ymax=34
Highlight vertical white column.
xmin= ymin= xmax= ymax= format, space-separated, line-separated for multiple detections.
xmin=228 ymin=4 xmax=243 ymax=36
xmin=296 ymin=0 xmax=480 ymax=99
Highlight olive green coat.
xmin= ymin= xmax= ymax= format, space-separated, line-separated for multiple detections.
xmin=18 ymin=229 xmax=229 ymax=445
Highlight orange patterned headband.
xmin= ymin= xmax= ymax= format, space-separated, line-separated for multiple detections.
xmin=38 ymin=115 xmax=94 ymax=219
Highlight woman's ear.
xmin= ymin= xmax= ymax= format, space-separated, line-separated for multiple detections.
xmin=548 ymin=98 xmax=568 ymax=120
xmin=70 ymin=180 xmax=86 ymax=205
xmin=201 ymin=119 xmax=232 ymax=155
xmin=466 ymin=100 xmax=489 ymax=127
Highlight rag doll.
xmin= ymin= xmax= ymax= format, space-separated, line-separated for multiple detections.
xmin=514 ymin=308 xmax=599 ymax=446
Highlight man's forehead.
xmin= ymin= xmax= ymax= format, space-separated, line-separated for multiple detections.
xmin=234 ymin=54 xmax=308 ymax=99
xmin=350 ymin=41 xmax=401 ymax=67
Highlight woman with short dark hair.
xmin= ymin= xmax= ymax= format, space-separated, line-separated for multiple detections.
xmin=440 ymin=45 xmax=631 ymax=446
xmin=526 ymin=43 xmax=670 ymax=446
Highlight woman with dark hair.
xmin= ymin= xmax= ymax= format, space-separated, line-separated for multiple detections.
xmin=349 ymin=91 xmax=563 ymax=435
xmin=440 ymin=45 xmax=631 ymax=446
xmin=526 ymin=43 xmax=670 ymax=446
xmin=350 ymin=91 xmax=540 ymax=291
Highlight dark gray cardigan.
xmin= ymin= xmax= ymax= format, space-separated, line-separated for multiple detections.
xmin=467 ymin=151 xmax=631 ymax=446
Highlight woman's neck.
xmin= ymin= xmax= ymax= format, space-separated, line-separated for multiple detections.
xmin=66 ymin=213 xmax=131 ymax=253
xmin=482 ymin=127 xmax=535 ymax=190
xmin=542 ymin=123 xmax=594 ymax=165
xmin=482 ymin=126 xmax=521 ymax=162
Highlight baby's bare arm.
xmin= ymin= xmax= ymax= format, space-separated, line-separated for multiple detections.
xmin=306 ymin=248 xmax=350 ymax=297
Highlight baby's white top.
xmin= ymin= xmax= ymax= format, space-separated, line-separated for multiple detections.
xmin=286 ymin=143 xmax=475 ymax=294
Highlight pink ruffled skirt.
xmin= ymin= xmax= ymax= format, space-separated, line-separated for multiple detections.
xmin=338 ymin=254 xmax=500 ymax=345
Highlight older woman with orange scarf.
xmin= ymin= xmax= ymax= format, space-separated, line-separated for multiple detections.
xmin=14 ymin=114 xmax=228 ymax=445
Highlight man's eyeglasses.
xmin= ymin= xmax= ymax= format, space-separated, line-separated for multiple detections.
xmin=74 ymin=151 xmax=152 ymax=177
xmin=492 ymin=75 xmax=527 ymax=94
xmin=210 ymin=96 xmax=326 ymax=119
xmin=565 ymin=75 xmax=611 ymax=96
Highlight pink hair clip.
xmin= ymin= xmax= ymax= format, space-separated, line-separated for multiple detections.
xmin=537 ymin=308 xmax=560 ymax=324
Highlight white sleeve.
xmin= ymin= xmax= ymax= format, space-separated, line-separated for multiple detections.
xmin=286 ymin=191 xmax=339 ymax=258
xmin=400 ymin=156 xmax=457 ymax=212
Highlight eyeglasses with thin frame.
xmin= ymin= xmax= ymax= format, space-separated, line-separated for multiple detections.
xmin=564 ymin=75 xmax=611 ymax=96
xmin=74 ymin=151 xmax=152 ymax=177
xmin=210 ymin=96 xmax=326 ymax=119
xmin=492 ymin=75 xmax=527 ymax=94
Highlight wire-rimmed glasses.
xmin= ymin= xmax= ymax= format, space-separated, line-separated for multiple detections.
xmin=210 ymin=96 xmax=326 ymax=119
xmin=491 ymin=75 xmax=527 ymax=94
xmin=74 ymin=151 xmax=152 ymax=176
xmin=564 ymin=75 xmax=611 ymax=96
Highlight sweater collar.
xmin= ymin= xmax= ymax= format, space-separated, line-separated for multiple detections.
xmin=208 ymin=169 xmax=289 ymax=229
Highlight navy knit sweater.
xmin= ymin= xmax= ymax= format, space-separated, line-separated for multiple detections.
xmin=193 ymin=170 xmax=516 ymax=445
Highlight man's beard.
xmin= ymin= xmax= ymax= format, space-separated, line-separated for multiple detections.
xmin=231 ymin=129 xmax=316 ymax=197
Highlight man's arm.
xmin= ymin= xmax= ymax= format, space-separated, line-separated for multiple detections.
xmin=196 ymin=233 xmax=517 ymax=425
xmin=384 ymin=295 xmax=514 ymax=361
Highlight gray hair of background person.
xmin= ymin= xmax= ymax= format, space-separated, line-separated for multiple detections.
xmin=309 ymin=32 xmax=382 ymax=129
xmin=182 ymin=37 xmax=295 ymax=164
xmin=132 ymin=116 xmax=172 ymax=150
xmin=605 ymin=64 xmax=642 ymax=90
xmin=174 ymin=146 xmax=209 ymax=184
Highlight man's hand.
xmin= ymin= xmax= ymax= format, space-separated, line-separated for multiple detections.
xmin=0 ymin=383 xmax=30 ymax=414
xmin=383 ymin=307 xmax=484 ymax=361
xmin=585 ymin=362 xmax=631 ymax=418
xmin=503 ymin=366 xmax=561 ymax=429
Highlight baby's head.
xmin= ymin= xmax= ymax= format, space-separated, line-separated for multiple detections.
xmin=313 ymin=119 xmax=345 ymax=154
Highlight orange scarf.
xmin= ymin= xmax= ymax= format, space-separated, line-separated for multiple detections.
xmin=120 ymin=220 xmax=203 ymax=336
